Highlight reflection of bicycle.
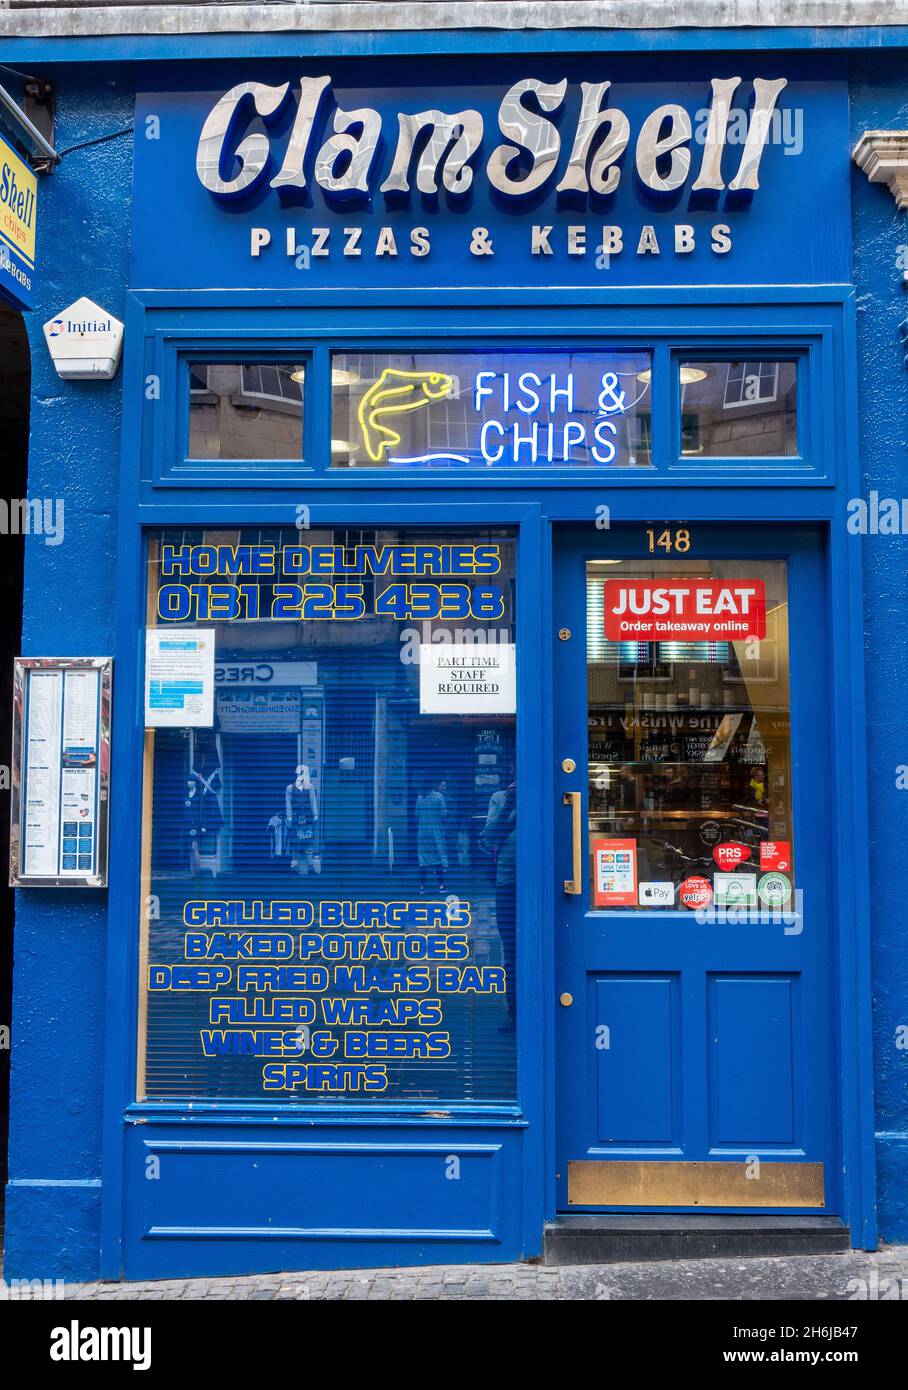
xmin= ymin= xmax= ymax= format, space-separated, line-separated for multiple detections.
xmin=724 ymin=812 xmax=770 ymax=849
xmin=654 ymin=840 xmax=716 ymax=878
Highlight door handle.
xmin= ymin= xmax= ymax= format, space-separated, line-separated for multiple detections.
xmin=563 ymin=790 xmax=582 ymax=895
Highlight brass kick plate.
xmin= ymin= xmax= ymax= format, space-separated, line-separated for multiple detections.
xmin=568 ymin=1160 xmax=825 ymax=1208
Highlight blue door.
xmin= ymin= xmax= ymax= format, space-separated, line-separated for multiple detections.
xmin=553 ymin=525 xmax=840 ymax=1215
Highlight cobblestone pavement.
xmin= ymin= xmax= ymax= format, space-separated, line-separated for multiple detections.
xmin=54 ymin=1245 xmax=908 ymax=1300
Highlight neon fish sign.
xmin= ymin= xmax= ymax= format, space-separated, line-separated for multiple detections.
xmin=358 ymin=368 xmax=455 ymax=463
xmin=344 ymin=360 xmax=647 ymax=467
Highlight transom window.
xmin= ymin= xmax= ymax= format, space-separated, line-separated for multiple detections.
xmin=172 ymin=347 xmax=806 ymax=478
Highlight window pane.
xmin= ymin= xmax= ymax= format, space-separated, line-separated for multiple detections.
xmin=680 ymin=360 xmax=797 ymax=458
xmin=188 ymin=362 xmax=305 ymax=460
xmin=140 ymin=527 xmax=517 ymax=1103
xmin=331 ymin=351 xmax=652 ymax=469
xmin=589 ymin=559 xmax=794 ymax=912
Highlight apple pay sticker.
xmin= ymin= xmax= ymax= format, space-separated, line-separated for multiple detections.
xmin=638 ymin=881 xmax=675 ymax=907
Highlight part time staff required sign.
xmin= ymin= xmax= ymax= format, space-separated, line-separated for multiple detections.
xmin=0 ymin=133 xmax=36 ymax=310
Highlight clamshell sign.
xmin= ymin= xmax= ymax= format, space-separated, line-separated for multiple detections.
xmin=131 ymin=62 xmax=852 ymax=291
xmin=603 ymin=578 xmax=766 ymax=642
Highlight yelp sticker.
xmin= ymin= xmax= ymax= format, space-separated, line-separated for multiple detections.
xmin=679 ymin=875 xmax=713 ymax=910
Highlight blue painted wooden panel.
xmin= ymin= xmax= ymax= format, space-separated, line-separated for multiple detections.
xmin=123 ymin=1123 xmax=525 ymax=1278
xmin=708 ymin=974 xmax=797 ymax=1147
xmin=594 ymin=975 xmax=679 ymax=1145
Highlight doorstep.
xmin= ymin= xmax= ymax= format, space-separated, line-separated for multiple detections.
xmin=544 ymin=1215 xmax=851 ymax=1266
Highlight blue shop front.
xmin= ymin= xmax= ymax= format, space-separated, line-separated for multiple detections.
xmin=4 ymin=35 xmax=885 ymax=1280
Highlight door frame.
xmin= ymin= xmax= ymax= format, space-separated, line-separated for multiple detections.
xmin=551 ymin=523 xmax=838 ymax=1215
xmin=540 ymin=509 xmax=876 ymax=1245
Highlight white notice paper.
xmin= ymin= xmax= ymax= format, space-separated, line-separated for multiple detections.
xmin=419 ymin=643 xmax=516 ymax=715
xmin=145 ymin=629 xmax=215 ymax=728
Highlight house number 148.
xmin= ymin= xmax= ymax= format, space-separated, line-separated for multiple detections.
xmin=646 ymin=527 xmax=691 ymax=554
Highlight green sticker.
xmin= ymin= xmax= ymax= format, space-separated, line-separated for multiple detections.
xmin=758 ymin=872 xmax=792 ymax=907
xmin=714 ymin=872 xmax=757 ymax=907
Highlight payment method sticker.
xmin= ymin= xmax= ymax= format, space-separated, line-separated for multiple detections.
xmin=593 ymin=837 xmax=638 ymax=907
xmin=639 ymin=880 xmax=675 ymax=908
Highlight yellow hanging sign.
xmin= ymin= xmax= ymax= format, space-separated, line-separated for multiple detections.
xmin=0 ymin=132 xmax=37 ymax=308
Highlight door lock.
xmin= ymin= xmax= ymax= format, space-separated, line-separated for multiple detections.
xmin=559 ymin=992 xmax=574 ymax=1007
xmin=558 ymin=627 xmax=571 ymax=641
xmin=561 ymin=757 xmax=576 ymax=774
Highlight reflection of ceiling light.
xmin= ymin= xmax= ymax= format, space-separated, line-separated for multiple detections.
xmin=331 ymin=367 xmax=360 ymax=387
xmin=292 ymin=366 xmax=361 ymax=386
xmin=588 ymin=559 xmax=623 ymax=566
xmin=636 ymin=366 xmax=709 ymax=386
xmin=331 ymin=439 xmax=353 ymax=453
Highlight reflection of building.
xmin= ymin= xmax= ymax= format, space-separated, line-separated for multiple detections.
xmin=189 ymin=363 xmax=304 ymax=460
xmin=150 ymin=527 xmax=516 ymax=884
xmin=214 ymin=670 xmax=323 ymax=874
xmin=142 ymin=526 xmax=518 ymax=1122
xmin=681 ymin=361 xmax=797 ymax=457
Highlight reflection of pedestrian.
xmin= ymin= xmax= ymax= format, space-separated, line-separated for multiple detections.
xmin=182 ymin=779 xmax=203 ymax=873
xmin=416 ymin=778 xmax=448 ymax=893
xmin=286 ymin=764 xmax=319 ymax=875
xmin=482 ymin=764 xmax=514 ymax=850
xmin=486 ymin=781 xmax=516 ymax=1029
xmin=661 ymin=765 xmax=688 ymax=807
xmin=617 ymin=764 xmax=637 ymax=810
xmin=749 ymin=765 xmax=767 ymax=806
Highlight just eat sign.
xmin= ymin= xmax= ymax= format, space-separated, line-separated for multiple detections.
xmin=604 ymin=578 xmax=767 ymax=641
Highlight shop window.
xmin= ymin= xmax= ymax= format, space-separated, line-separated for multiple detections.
xmin=679 ymin=360 xmax=797 ymax=458
xmin=139 ymin=526 xmax=517 ymax=1104
xmin=589 ymin=559 xmax=794 ymax=911
xmin=187 ymin=361 xmax=306 ymax=461
xmin=330 ymin=350 xmax=652 ymax=469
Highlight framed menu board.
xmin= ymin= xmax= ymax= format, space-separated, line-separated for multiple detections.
xmin=10 ymin=657 xmax=112 ymax=887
